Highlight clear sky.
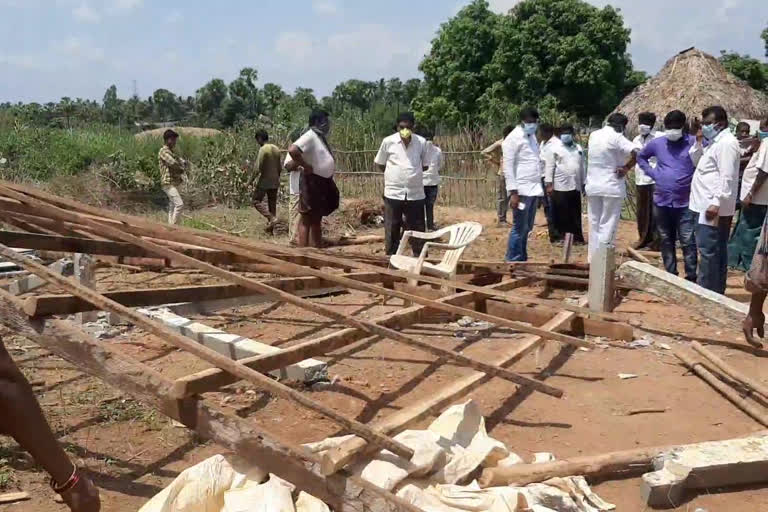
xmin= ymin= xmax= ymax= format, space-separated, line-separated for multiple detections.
xmin=1 ymin=0 xmax=766 ymax=103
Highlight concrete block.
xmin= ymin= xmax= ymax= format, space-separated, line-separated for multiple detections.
xmin=1 ymin=258 xmax=73 ymax=296
xmin=618 ymin=261 xmax=755 ymax=329
xmin=74 ymin=253 xmax=97 ymax=323
xmin=138 ymin=308 xmax=327 ymax=383
xmin=588 ymin=243 xmax=615 ymax=313
xmin=641 ymin=434 xmax=768 ymax=508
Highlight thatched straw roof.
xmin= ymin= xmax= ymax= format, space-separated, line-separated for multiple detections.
xmin=612 ymin=48 xmax=768 ymax=135
xmin=134 ymin=127 xmax=223 ymax=140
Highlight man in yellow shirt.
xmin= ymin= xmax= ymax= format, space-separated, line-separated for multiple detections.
xmin=253 ymin=129 xmax=283 ymax=232
xmin=481 ymin=125 xmax=513 ymax=226
xmin=157 ymin=129 xmax=187 ymax=224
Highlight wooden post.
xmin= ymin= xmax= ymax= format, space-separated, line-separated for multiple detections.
xmin=588 ymin=243 xmax=615 ymax=313
xmin=74 ymin=253 xmax=97 ymax=323
xmin=562 ymin=233 xmax=574 ymax=264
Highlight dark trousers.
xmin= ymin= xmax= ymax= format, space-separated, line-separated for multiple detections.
xmin=694 ymin=212 xmax=732 ymax=294
xmin=384 ymin=197 xmax=426 ymax=255
xmin=424 ymin=186 xmax=439 ymax=231
xmin=497 ymin=175 xmax=509 ymax=223
xmin=551 ymin=190 xmax=585 ymax=243
xmin=655 ymin=205 xmax=697 ymax=281
xmin=635 ymin=184 xmax=659 ymax=250
xmin=541 ymin=179 xmax=561 ymax=242
xmin=253 ymin=188 xmax=278 ymax=219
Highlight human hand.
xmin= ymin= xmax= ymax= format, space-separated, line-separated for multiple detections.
xmin=60 ymin=475 xmax=100 ymax=512
xmin=508 ymin=193 xmax=520 ymax=210
xmin=743 ymin=193 xmax=753 ymax=209
xmin=302 ymin=165 xmax=314 ymax=175
xmin=743 ymin=310 xmax=765 ymax=347
xmin=615 ymin=166 xmax=629 ymax=178
xmin=545 ymin=183 xmax=554 ymax=196
xmin=705 ymin=205 xmax=719 ymax=221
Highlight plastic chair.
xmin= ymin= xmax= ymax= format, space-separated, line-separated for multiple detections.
xmin=389 ymin=222 xmax=483 ymax=290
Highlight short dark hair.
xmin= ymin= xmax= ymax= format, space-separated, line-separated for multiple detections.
xmin=664 ymin=110 xmax=687 ymax=129
xmin=308 ymin=109 xmax=330 ymax=127
xmin=638 ymin=112 xmax=657 ymax=126
xmin=397 ymin=111 xmax=416 ymax=126
xmin=559 ymin=124 xmax=575 ymax=134
xmin=607 ymin=113 xmax=628 ymax=128
xmin=736 ymin=121 xmax=751 ymax=132
xmin=502 ymin=125 xmax=514 ymax=138
xmin=520 ymin=107 xmax=540 ymax=121
xmin=539 ymin=123 xmax=555 ymax=138
xmin=163 ymin=129 xmax=179 ymax=142
xmin=255 ymin=129 xmax=269 ymax=142
xmin=702 ymin=106 xmax=728 ymax=124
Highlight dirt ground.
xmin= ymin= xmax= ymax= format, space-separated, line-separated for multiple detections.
xmin=1 ymin=203 xmax=767 ymax=511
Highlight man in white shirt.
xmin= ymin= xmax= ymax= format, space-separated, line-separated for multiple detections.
xmin=283 ymin=152 xmax=302 ymax=245
xmin=544 ymin=124 xmax=586 ymax=244
xmin=689 ymin=106 xmax=741 ymax=294
xmin=504 ymin=107 xmax=543 ymax=262
xmin=585 ymin=113 xmax=638 ymax=262
xmin=482 ymin=125 xmax=514 ymax=226
xmin=632 ymin=112 xmax=661 ymax=250
xmin=729 ymin=116 xmax=768 ymax=271
xmin=374 ymin=112 xmax=430 ymax=255
xmin=422 ymin=129 xmax=444 ymax=231
xmin=538 ymin=123 xmax=562 ymax=243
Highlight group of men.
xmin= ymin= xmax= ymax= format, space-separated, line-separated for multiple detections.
xmin=498 ymin=105 xmax=768 ymax=309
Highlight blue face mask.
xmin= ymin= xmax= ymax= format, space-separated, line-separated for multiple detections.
xmin=523 ymin=123 xmax=538 ymax=136
xmin=560 ymin=134 xmax=574 ymax=145
xmin=702 ymin=123 xmax=720 ymax=141
xmin=759 ymin=130 xmax=768 ymax=141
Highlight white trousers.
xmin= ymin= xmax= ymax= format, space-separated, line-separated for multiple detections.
xmin=587 ymin=195 xmax=623 ymax=262
xmin=163 ymin=185 xmax=184 ymax=225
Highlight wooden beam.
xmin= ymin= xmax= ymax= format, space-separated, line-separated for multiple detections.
xmin=0 ymin=244 xmax=415 ymax=461
xmin=318 ymin=298 xmax=589 ymax=476
xmin=24 ymin=272 xmax=383 ymax=317
xmin=691 ymin=341 xmax=768 ymax=399
xmin=172 ymin=278 xmax=534 ymax=398
xmin=0 ymin=189 xmax=568 ymax=398
xmin=0 ymin=289 xmax=420 ymax=512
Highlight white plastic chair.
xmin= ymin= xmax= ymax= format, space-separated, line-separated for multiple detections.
xmin=389 ymin=222 xmax=483 ymax=290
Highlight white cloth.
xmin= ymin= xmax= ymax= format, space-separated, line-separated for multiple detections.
xmin=740 ymin=139 xmax=768 ymax=205
xmin=375 ymin=133 xmax=429 ymax=200
xmin=294 ymin=129 xmax=335 ymax=179
xmin=162 ymin=185 xmax=183 ymax=225
xmin=284 ymin=153 xmax=300 ymax=195
xmin=503 ymin=125 xmax=542 ymax=196
xmin=587 ymin=196 xmax=623 ymax=263
xmin=688 ymin=129 xmax=741 ymax=216
xmin=423 ymin=142 xmax=444 ymax=186
xmin=633 ymin=132 xmax=660 ymax=185
xmin=585 ymin=126 xmax=637 ymax=198
xmin=543 ymin=138 xmax=585 ymax=192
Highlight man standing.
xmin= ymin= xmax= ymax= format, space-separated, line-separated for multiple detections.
xmin=252 ymin=129 xmax=283 ymax=233
xmin=585 ymin=113 xmax=638 ymax=262
xmin=283 ymin=153 xmax=302 ymax=245
xmin=375 ymin=112 xmax=429 ymax=255
xmin=538 ymin=123 xmax=562 ymax=243
xmin=633 ymin=112 xmax=661 ymax=250
xmin=689 ymin=106 xmax=741 ymax=294
xmin=158 ymin=129 xmax=187 ymax=224
xmin=482 ymin=125 xmax=514 ymax=226
xmin=728 ymin=116 xmax=768 ymax=270
xmin=422 ymin=130 xmax=444 ymax=231
xmin=636 ymin=110 xmax=698 ymax=281
xmin=504 ymin=108 xmax=542 ymax=262
xmin=543 ymin=124 xmax=586 ymax=244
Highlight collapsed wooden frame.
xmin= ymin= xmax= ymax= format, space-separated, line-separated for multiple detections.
xmin=0 ymin=181 xmax=636 ymax=510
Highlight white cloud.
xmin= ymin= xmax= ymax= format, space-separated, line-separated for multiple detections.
xmin=275 ymin=31 xmax=314 ymax=63
xmin=312 ymin=0 xmax=337 ymax=15
xmin=109 ymin=0 xmax=143 ymax=10
xmin=166 ymin=9 xmax=182 ymax=24
xmin=58 ymin=36 xmax=105 ymax=62
xmin=486 ymin=0 xmax=520 ymax=13
xmin=73 ymin=2 xmax=101 ymax=23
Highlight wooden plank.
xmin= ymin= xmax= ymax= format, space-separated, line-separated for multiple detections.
xmin=172 ymin=278 xmax=534 ymax=398
xmin=0 ymin=244 xmax=415 ymax=461
xmin=0 ymin=189 xmax=567 ymax=399
xmin=319 ymin=298 xmax=588 ymax=476
xmin=0 ymin=289 xmax=419 ymax=512
xmin=24 ymin=272 xmax=383 ymax=317
xmin=691 ymin=341 xmax=768 ymax=399
xmin=0 ymin=492 xmax=30 ymax=504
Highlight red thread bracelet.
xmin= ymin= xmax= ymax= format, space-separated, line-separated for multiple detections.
xmin=50 ymin=464 xmax=79 ymax=494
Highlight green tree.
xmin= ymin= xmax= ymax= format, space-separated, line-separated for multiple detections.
xmin=102 ymin=85 xmax=121 ymax=124
xmin=196 ymin=79 xmax=229 ymax=125
xmin=261 ymin=83 xmax=287 ymax=115
xmin=58 ymin=97 xmax=76 ymax=130
xmin=763 ymin=23 xmax=767 ymax=58
xmin=152 ymin=88 xmax=180 ymax=121
xmin=332 ymin=79 xmax=378 ymax=111
xmin=402 ymin=79 xmax=422 ymax=107
xmin=417 ymin=0 xmax=500 ymax=123
xmin=720 ymin=51 xmax=768 ymax=92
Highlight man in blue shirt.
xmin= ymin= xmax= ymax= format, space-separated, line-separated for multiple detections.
xmin=637 ymin=110 xmax=698 ymax=281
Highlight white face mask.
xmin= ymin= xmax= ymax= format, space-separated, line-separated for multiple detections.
xmin=665 ymin=129 xmax=683 ymax=141
xmin=639 ymin=124 xmax=652 ymax=135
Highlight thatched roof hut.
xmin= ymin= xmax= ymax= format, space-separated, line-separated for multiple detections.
xmin=612 ymin=47 xmax=768 ymax=135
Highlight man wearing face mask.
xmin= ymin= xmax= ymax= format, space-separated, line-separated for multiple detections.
xmin=636 ymin=110 xmax=698 ymax=281
xmin=584 ymin=113 xmax=638 ymax=262
xmin=543 ymin=124 xmax=586 ymax=244
xmin=503 ymin=107 xmax=542 ymax=262
xmin=689 ymin=105 xmax=741 ymax=294
xmin=728 ymin=116 xmax=768 ymax=271
xmin=632 ymin=112 xmax=661 ymax=250
xmin=375 ymin=112 xmax=430 ymax=255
